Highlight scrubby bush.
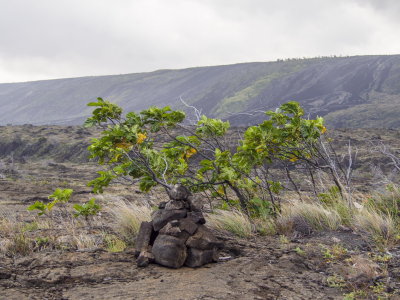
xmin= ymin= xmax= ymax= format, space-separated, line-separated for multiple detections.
xmin=73 ymin=198 xmax=101 ymax=222
xmin=27 ymin=188 xmax=102 ymax=227
xmin=85 ymin=98 xmax=326 ymax=215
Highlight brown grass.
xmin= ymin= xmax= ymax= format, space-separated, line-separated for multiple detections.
xmin=207 ymin=209 xmax=253 ymax=238
xmin=106 ymin=198 xmax=152 ymax=245
xmin=277 ymin=201 xmax=341 ymax=234
xmin=353 ymin=208 xmax=398 ymax=250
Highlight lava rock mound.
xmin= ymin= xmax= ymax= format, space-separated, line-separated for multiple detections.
xmin=135 ymin=184 xmax=223 ymax=268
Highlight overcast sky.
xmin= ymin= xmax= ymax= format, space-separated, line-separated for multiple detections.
xmin=0 ymin=0 xmax=399 ymax=83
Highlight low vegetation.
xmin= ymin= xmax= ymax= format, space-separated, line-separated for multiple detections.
xmin=207 ymin=210 xmax=253 ymax=238
xmin=1 ymin=99 xmax=399 ymax=298
xmin=107 ymin=198 xmax=152 ymax=245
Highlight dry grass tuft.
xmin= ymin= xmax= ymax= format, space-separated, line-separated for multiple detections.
xmin=207 ymin=209 xmax=252 ymax=238
xmin=0 ymin=238 xmax=12 ymax=254
xmin=107 ymin=199 xmax=152 ymax=245
xmin=0 ymin=217 xmax=15 ymax=237
xmin=278 ymin=201 xmax=342 ymax=234
xmin=103 ymin=234 xmax=127 ymax=252
xmin=253 ymin=217 xmax=277 ymax=235
xmin=353 ymin=208 xmax=397 ymax=249
xmin=5 ymin=233 xmax=32 ymax=256
xmin=71 ymin=233 xmax=100 ymax=250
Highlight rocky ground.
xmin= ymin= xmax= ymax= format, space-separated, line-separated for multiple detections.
xmin=0 ymin=162 xmax=399 ymax=299
xmin=1 ymin=126 xmax=400 ymax=299
xmin=0 ymin=233 xmax=356 ymax=300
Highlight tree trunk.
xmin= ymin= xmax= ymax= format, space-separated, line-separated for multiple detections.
xmin=226 ymin=182 xmax=249 ymax=215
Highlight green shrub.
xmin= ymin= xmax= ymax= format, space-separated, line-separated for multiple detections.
xmin=85 ymin=98 xmax=326 ymax=215
xmin=34 ymin=237 xmax=50 ymax=250
xmin=73 ymin=198 xmax=101 ymax=221
xmin=248 ymin=197 xmax=274 ymax=219
xmin=27 ymin=188 xmax=73 ymax=217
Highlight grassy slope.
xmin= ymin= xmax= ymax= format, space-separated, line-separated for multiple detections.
xmin=1 ymin=55 xmax=400 ymax=127
xmin=213 ymin=60 xmax=309 ymax=117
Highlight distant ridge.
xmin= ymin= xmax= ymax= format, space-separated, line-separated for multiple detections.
xmin=1 ymin=55 xmax=400 ymax=128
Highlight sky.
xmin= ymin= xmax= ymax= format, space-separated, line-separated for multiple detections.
xmin=1 ymin=0 xmax=400 ymax=83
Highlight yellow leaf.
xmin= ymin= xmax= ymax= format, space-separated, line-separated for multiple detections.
xmin=321 ymin=126 xmax=327 ymax=134
xmin=184 ymin=147 xmax=197 ymax=159
xmin=110 ymin=153 xmax=121 ymax=162
xmin=137 ymin=133 xmax=147 ymax=144
xmin=217 ymin=185 xmax=225 ymax=195
xmin=289 ymin=156 xmax=298 ymax=162
xmin=114 ymin=139 xmax=133 ymax=150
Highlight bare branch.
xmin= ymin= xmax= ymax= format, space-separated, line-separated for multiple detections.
xmin=179 ymin=96 xmax=202 ymax=124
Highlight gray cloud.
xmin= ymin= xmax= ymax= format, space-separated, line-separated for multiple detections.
xmin=355 ymin=0 xmax=400 ymax=11
xmin=0 ymin=0 xmax=399 ymax=82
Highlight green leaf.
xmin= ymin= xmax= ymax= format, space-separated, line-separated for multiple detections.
xmin=48 ymin=188 xmax=73 ymax=203
xmin=139 ymin=175 xmax=157 ymax=192
xmin=87 ymin=171 xmax=116 ymax=193
xmin=73 ymin=198 xmax=101 ymax=218
xmin=27 ymin=201 xmax=46 ymax=212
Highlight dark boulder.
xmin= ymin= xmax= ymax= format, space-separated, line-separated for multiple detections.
xmin=165 ymin=200 xmax=186 ymax=210
xmin=134 ymin=221 xmax=153 ymax=257
xmin=152 ymin=209 xmax=187 ymax=231
xmin=179 ymin=218 xmax=199 ymax=235
xmin=152 ymin=235 xmax=187 ymax=268
xmin=187 ymin=211 xmax=206 ymax=225
xmin=135 ymin=188 xmax=224 ymax=269
xmin=187 ymin=195 xmax=204 ymax=212
xmin=137 ymin=249 xmax=155 ymax=268
xmin=186 ymin=225 xmax=223 ymax=250
xmin=159 ymin=221 xmax=191 ymax=241
xmin=185 ymin=248 xmax=219 ymax=268
xmin=158 ymin=201 xmax=167 ymax=209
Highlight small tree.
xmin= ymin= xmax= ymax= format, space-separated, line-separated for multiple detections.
xmin=27 ymin=188 xmax=73 ymax=218
xmin=85 ymin=98 xmax=326 ymax=216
